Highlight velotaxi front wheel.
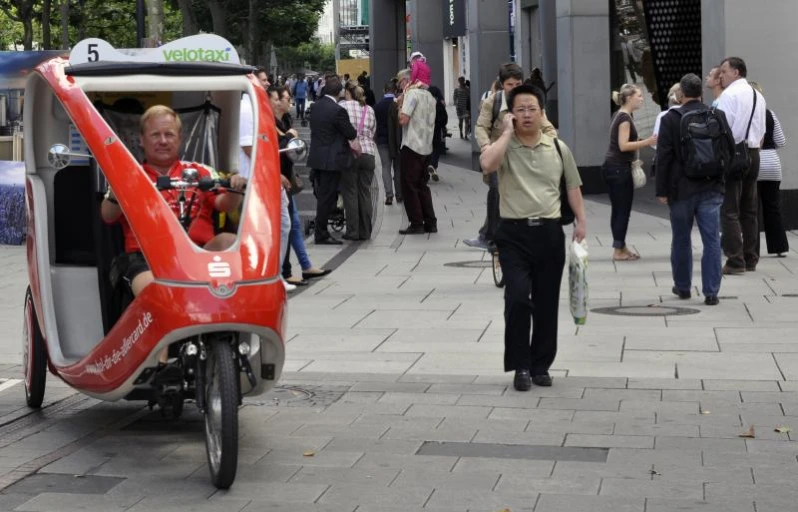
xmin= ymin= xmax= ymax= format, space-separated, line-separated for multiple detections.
xmin=203 ymin=339 xmax=239 ymax=489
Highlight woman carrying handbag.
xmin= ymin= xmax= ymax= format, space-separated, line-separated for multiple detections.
xmin=602 ymin=84 xmax=657 ymax=261
xmin=340 ymin=82 xmax=378 ymax=241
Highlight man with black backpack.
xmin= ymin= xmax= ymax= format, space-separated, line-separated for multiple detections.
xmin=656 ymin=73 xmax=735 ymax=306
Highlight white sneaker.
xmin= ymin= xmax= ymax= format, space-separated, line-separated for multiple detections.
xmin=428 ymin=165 xmax=440 ymax=182
xmin=463 ymin=237 xmax=489 ymax=250
xmin=282 ymin=280 xmax=297 ymax=292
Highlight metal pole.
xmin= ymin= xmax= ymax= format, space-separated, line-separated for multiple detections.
xmin=136 ymin=0 xmax=146 ymax=48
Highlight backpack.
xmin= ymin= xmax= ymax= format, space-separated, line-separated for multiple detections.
xmin=491 ymin=91 xmax=503 ymax=127
xmin=678 ymin=106 xmax=734 ymax=180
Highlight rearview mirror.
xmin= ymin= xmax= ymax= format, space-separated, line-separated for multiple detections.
xmin=278 ymin=138 xmax=307 ymax=163
xmin=48 ymin=144 xmax=93 ymax=170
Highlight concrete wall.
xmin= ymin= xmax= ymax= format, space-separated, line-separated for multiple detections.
xmin=467 ymin=0 xmax=511 ymax=156
xmin=555 ymin=0 xmax=611 ymax=184
xmin=408 ymin=0 xmax=445 ymax=88
xmin=703 ymin=0 xmax=798 ymax=190
xmin=369 ymin=0 xmax=406 ymax=100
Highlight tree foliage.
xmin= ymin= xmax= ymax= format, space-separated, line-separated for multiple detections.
xmin=275 ymin=38 xmax=335 ymax=75
xmin=0 ymin=0 xmax=324 ymax=61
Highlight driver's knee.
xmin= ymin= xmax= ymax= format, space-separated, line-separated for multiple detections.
xmin=130 ymin=270 xmax=154 ymax=296
xmin=205 ymin=233 xmax=236 ymax=251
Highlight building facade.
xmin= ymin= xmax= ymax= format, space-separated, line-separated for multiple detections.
xmin=370 ymin=0 xmax=798 ymax=226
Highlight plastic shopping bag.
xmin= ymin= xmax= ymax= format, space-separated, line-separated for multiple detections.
xmin=569 ymin=240 xmax=589 ymax=325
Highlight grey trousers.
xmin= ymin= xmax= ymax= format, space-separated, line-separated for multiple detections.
xmin=341 ymin=153 xmax=376 ymax=240
xmin=377 ymin=144 xmax=401 ymax=199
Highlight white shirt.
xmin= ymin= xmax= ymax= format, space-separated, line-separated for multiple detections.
xmin=238 ymin=95 xmax=254 ymax=178
xmin=716 ymin=78 xmax=767 ymax=148
xmin=652 ymin=105 xmax=680 ymax=150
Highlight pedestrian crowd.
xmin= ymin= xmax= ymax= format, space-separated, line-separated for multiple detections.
xmin=266 ymin=54 xmax=786 ymax=394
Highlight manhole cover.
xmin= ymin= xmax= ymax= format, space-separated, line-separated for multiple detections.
xmin=246 ymin=384 xmax=349 ymax=408
xmin=444 ymin=261 xmax=491 ymax=268
xmin=592 ymin=305 xmax=701 ymax=317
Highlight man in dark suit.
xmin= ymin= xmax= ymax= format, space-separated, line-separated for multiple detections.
xmin=306 ymin=76 xmax=357 ymax=244
xmin=656 ymin=73 xmax=731 ymax=307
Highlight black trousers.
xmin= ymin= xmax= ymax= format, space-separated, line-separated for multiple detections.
xmin=400 ymin=147 xmax=437 ymax=227
xmin=757 ymin=180 xmax=789 ymax=255
xmin=313 ymin=169 xmax=341 ymax=241
xmin=495 ymin=220 xmax=566 ymax=374
xmin=722 ymin=149 xmax=760 ymax=269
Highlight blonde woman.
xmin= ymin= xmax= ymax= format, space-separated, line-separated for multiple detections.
xmin=603 ymin=84 xmax=657 ymax=261
xmin=340 ymin=82 xmax=377 ymax=240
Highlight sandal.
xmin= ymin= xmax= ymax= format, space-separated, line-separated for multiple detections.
xmin=613 ymin=253 xmax=640 ymax=261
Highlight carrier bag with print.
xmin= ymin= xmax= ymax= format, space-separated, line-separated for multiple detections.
xmin=569 ymin=240 xmax=589 ymax=325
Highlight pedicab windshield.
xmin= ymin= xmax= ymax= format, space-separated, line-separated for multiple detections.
xmin=59 ymin=35 xmax=274 ymax=245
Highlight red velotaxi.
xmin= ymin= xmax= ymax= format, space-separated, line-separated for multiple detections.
xmin=21 ymin=34 xmax=292 ymax=489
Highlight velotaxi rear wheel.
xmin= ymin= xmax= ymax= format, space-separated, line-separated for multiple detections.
xmin=203 ymin=339 xmax=239 ymax=489
xmin=23 ymin=287 xmax=47 ymax=408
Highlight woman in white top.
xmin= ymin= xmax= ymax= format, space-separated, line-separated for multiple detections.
xmin=750 ymin=82 xmax=788 ymax=256
xmin=340 ymin=81 xmax=378 ymax=241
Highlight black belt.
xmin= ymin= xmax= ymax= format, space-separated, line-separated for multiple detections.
xmin=501 ymin=217 xmax=561 ymax=227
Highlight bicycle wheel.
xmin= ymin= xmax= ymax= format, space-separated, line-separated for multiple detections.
xmin=492 ymin=250 xmax=505 ymax=288
xmin=203 ymin=339 xmax=239 ymax=489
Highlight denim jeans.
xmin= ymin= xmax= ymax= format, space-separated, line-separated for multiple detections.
xmin=603 ymin=163 xmax=633 ymax=249
xmin=283 ymin=193 xmax=313 ymax=278
xmin=669 ymin=191 xmax=723 ymax=297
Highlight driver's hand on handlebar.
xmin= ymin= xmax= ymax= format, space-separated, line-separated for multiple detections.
xmin=287 ymin=129 xmax=299 ymax=139
xmin=229 ymin=174 xmax=247 ymax=192
xmin=280 ymin=175 xmax=291 ymax=191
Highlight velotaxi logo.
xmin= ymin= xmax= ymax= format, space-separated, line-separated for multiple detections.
xmin=163 ymin=47 xmax=232 ymax=63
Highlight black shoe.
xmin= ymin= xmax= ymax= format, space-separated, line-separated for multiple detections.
xmin=513 ymin=370 xmax=531 ymax=391
xmin=672 ymin=286 xmax=691 ymax=300
xmin=399 ymin=225 xmax=426 ymax=235
xmin=342 ymin=234 xmax=360 ymax=241
xmin=385 ymin=197 xmax=393 ymax=205
xmin=704 ymin=295 xmax=719 ymax=306
xmin=396 ymin=197 xmax=404 ymax=203
xmin=746 ymin=266 xmax=756 ymax=272
xmin=302 ymin=268 xmax=332 ymax=279
xmin=315 ymin=237 xmax=343 ymax=245
xmin=425 ymin=223 xmax=438 ymax=233
xmin=532 ymin=374 xmax=553 ymax=387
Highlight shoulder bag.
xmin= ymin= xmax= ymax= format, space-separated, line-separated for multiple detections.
xmin=727 ymin=86 xmax=757 ymax=180
xmin=553 ymin=138 xmax=575 ymax=226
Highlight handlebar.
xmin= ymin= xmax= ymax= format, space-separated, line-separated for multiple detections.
xmin=156 ymin=175 xmax=244 ymax=194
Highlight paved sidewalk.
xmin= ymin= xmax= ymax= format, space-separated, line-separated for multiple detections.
xmin=1 ymin=133 xmax=798 ymax=510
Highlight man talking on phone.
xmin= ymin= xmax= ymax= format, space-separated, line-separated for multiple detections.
xmin=480 ymin=84 xmax=587 ymax=392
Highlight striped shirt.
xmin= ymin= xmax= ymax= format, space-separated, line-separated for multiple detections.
xmin=340 ymin=100 xmax=377 ymax=156
xmin=759 ymin=110 xmax=786 ymax=182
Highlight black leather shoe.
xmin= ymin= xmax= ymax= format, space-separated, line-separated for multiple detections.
xmin=315 ymin=237 xmax=343 ymax=245
xmin=425 ymin=223 xmax=438 ymax=233
xmin=704 ymin=295 xmax=719 ymax=306
xmin=513 ymin=370 xmax=531 ymax=391
xmin=532 ymin=374 xmax=553 ymax=387
xmin=399 ymin=225 xmax=426 ymax=235
xmin=672 ymin=286 xmax=691 ymax=299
